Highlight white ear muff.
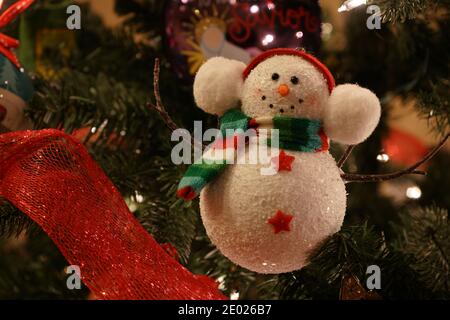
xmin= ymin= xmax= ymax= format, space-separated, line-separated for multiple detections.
xmin=193 ymin=57 xmax=246 ymax=116
xmin=324 ymin=84 xmax=381 ymax=145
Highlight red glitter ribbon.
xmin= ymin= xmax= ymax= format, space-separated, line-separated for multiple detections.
xmin=0 ymin=129 xmax=225 ymax=300
xmin=0 ymin=0 xmax=35 ymax=68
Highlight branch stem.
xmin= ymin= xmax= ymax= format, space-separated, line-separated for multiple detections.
xmin=342 ymin=133 xmax=449 ymax=183
xmin=337 ymin=145 xmax=356 ymax=168
xmin=148 ymin=58 xmax=205 ymax=149
xmin=147 ymin=58 xmax=180 ymax=133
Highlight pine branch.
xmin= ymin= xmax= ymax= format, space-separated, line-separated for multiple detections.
xmin=417 ymin=83 xmax=450 ymax=133
xmin=417 ymin=152 xmax=450 ymax=209
xmin=188 ymin=232 xmax=261 ymax=298
xmin=265 ymin=223 xmax=387 ymax=299
xmin=393 ymin=206 xmax=450 ymax=295
xmin=0 ymin=200 xmax=38 ymax=239
xmin=136 ymin=198 xmax=198 ymax=264
xmin=369 ymin=0 xmax=431 ymax=22
xmin=0 ymin=232 xmax=89 ymax=299
xmin=130 ymin=157 xmax=201 ymax=264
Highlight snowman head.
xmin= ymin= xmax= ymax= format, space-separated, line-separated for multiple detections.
xmin=194 ymin=48 xmax=334 ymax=120
xmin=241 ymin=49 xmax=334 ymax=119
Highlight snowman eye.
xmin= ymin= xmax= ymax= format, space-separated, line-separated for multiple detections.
xmin=291 ymin=76 xmax=299 ymax=85
xmin=271 ymin=73 xmax=280 ymax=81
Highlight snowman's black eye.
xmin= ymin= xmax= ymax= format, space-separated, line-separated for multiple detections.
xmin=291 ymin=76 xmax=299 ymax=85
xmin=272 ymin=73 xmax=280 ymax=81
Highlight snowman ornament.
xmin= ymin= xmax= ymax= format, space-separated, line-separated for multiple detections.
xmin=178 ymin=49 xmax=381 ymax=274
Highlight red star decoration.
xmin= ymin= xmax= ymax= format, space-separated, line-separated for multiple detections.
xmin=271 ymin=150 xmax=296 ymax=172
xmin=267 ymin=210 xmax=294 ymax=234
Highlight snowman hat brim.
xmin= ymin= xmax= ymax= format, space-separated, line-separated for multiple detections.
xmin=242 ymin=48 xmax=335 ymax=94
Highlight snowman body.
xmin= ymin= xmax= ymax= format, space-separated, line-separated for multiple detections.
xmin=190 ymin=49 xmax=381 ymax=274
xmin=200 ymin=141 xmax=346 ymax=274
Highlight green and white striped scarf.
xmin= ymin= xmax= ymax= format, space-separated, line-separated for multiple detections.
xmin=177 ymin=109 xmax=329 ymax=200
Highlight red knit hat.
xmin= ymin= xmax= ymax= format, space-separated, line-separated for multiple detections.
xmin=242 ymin=48 xmax=335 ymax=93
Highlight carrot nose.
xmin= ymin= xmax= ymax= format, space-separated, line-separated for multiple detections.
xmin=278 ymin=84 xmax=290 ymax=97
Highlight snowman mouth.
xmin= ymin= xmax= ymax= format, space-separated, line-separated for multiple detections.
xmin=266 ymin=98 xmax=304 ymax=114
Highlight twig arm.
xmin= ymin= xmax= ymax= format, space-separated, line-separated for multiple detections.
xmin=337 ymin=145 xmax=356 ymax=168
xmin=342 ymin=133 xmax=449 ymax=183
xmin=342 ymin=170 xmax=426 ymax=183
xmin=147 ymin=58 xmax=180 ymax=132
xmin=148 ymin=58 xmax=205 ymax=149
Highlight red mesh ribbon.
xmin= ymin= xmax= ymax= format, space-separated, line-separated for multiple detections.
xmin=0 ymin=129 xmax=225 ymax=300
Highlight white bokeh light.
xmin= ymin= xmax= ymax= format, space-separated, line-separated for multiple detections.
xmin=230 ymin=290 xmax=240 ymax=300
xmin=377 ymin=153 xmax=390 ymax=163
xmin=338 ymin=0 xmax=367 ymax=12
xmin=262 ymin=34 xmax=274 ymax=46
xmin=135 ymin=191 xmax=145 ymax=203
xmin=250 ymin=5 xmax=259 ymax=13
xmin=406 ymin=186 xmax=422 ymax=200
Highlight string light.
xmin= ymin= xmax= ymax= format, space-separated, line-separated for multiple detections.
xmin=377 ymin=153 xmax=390 ymax=163
xmin=250 ymin=5 xmax=259 ymax=14
xmin=338 ymin=0 xmax=367 ymax=12
xmin=322 ymin=23 xmax=334 ymax=36
xmin=296 ymin=31 xmax=304 ymax=39
xmin=126 ymin=199 xmax=138 ymax=212
xmin=230 ymin=290 xmax=240 ymax=300
xmin=406 ymin=186 xmax=422 ymax=200
xmin=99 ymin=119 xmax=109 ymax=131
xmin=262 ymin=34 xmax=274 ymax=46
xmin=134 ymin=191 xmax=144 ymax=204
xmin=217 ymin=275 xmax=226 ymax=290
xmin=90 ymin=119 xmax=109 ymax=135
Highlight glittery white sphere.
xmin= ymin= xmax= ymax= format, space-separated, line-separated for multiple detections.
xmin=194 ymin=50 xmax=380 ymax=274
xmin=200 ymin=145 xmax=346 ymax=274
